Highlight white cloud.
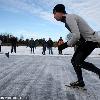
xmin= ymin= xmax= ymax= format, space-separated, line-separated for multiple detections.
xmin=74 ymin=0 xmax=100 ymax=30
xmin=0 ymin=0 xmax=57 ymax=24
xmin=0 ymin=0 xmax=100 ymax=30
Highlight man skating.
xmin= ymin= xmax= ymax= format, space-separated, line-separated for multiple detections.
xmin=53 ymin=4 xmax=100 ymax=87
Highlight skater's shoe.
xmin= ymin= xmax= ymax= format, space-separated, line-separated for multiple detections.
xmin=96 ymin=72 xmax=100 ymax=79
xmin=98 ymin=74 xmax=100 ymax=79
xmin=70 ymin=81 xmax=85 ymax=87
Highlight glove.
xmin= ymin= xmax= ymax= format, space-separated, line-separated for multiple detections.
xmin=58 ymin=42 xmax=68 ymax=50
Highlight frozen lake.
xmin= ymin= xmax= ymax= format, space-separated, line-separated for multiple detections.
xmin=0 ymin=46 xmax=100 ymax=100
xmin=1 ymin=46 xmax=100 ymax=57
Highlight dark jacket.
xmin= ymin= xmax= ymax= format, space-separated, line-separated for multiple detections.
xmin=42 ymin=40 xmax=47 ymax=49
xmin=29 ymin=40 xmax=35 ymax=48
xmin=47 ymin=40 xmax=53 ymax=48
xmin=10 ymin=37 xmax=17 ymax=46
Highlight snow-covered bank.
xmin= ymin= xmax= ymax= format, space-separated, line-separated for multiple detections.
xmin=1 ymin=46 xmax=100 ymax=57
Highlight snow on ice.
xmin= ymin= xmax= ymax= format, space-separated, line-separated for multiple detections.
xmin=0 ymin=46 xmax=100 ymax=100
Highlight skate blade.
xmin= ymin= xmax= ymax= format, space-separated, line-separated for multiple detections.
xmin=65 ymin=84 xmax=87 ymax=91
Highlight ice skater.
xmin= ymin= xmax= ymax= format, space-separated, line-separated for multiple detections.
xmin=53 ymin=4 xmax=100 ymax=87
xmin=58 ymin=37 xmax=64 ymax=55
xmin=0 ymin=38 xmax=9 ymax=58
xmin=47 ymin=38 xmax=53 ymax=55
xmin=29 ymin=38 xmax=36 ymax=54
xmin=10 ymin=36 xmax=17 ymax=53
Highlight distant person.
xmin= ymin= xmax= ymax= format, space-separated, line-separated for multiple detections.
xmin=47 ymin=38 xmax=53 ymax=54
xmin=10 ymin=36 xmax=17 ymax=53
xmin=0 ymin=39 xmax=2 ymax=52
xmin=53 ymin=4 xmax=100 ymax=87
xmin=42 ymin=38 xmax=47 ymax=55
xmin=26 ymin=39 xmax=29 ymax=48
xmin=58 ymin=37 xmax=64 ymax=54
xmin=29 ymin=38 xmax=36 ymax=54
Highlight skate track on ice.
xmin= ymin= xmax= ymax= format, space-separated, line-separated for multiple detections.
xmin=0 ymin=55 xmax=100 ymax=100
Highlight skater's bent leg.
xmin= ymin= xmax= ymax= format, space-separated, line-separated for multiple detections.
xmin=71 ymin=46 xmax=91 ymax=82
xmin=71 ymin=41 xmax=98 ymax=82
xmin=81 ymin=61 xmax=100 ymax=75
xmin=71 ymin=52 xmax=84 ymax=82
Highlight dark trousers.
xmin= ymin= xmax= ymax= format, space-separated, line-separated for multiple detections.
xmin=31 ymin=47 xmax=34 ymax=53
xmin=0 ymin=45 xmax=1 ymax=52
xmin=11 ymin=45 xmax=16 ymax=53
xmin=48 ymin=47 xmax=53 ymax=54
xmin=42 ymin=47 xmax=46 ymax=55
xmin=71 ymin=41 xmax=100 ymax=82
xmin=58 ymin=50 xmax=62 ymax=54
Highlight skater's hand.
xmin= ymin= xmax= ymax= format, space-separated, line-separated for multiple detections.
xmin=58 ymin=42 xmax=68 ymax=50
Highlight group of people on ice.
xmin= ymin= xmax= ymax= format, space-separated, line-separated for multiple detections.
xmin=28 ymin=37 xmax=65 ymax=55
xmin=0 ymin=35 xmax=66 ymax=55
xmin=0 ymin=35 xmax=18 ymax=54
xmin=41 ymin=38 xmax=53 ymax=55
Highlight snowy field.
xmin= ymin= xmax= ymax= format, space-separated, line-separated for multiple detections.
xmin=0 ymin=46 xmax=100 ymax=100
xmin=1 ymin=46 xmax=100 ymax=57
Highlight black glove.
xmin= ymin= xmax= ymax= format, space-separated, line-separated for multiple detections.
xmin=58 ymin=42 xmax=68 ymax=50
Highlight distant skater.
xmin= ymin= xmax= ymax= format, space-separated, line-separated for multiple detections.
xmin=57 ymin=37 xmax=64 ymax=55
xmin=29 ymin=38 xmax=36 ymax=54
xmin=53 ymin=4 xmax=100 ymax=87
xmin=10 ymin=36 xmax=17 ymax=53
xmin=47 ymin=38 xmax=53 ymax=54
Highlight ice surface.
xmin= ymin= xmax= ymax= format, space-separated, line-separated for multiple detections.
xmin=0 ymin=46 xmax=100 ymax=100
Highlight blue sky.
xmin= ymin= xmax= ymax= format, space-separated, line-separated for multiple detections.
xmin=0 ymin=0 xmax=100 ymax=41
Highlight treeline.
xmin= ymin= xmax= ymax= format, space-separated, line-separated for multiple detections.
xmin=0 ymin=33 xmax=58 ymax=47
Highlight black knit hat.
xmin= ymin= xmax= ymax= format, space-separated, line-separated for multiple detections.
xmin=53 ymin=4 xmax=66 ymax=14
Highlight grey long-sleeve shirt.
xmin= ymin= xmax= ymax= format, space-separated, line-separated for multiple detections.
xmin=65 ymin=14 xmax=98 ymax=46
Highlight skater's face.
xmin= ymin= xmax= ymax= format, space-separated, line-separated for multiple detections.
xmin=53 ymin=12 xmax=64 ymax=21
